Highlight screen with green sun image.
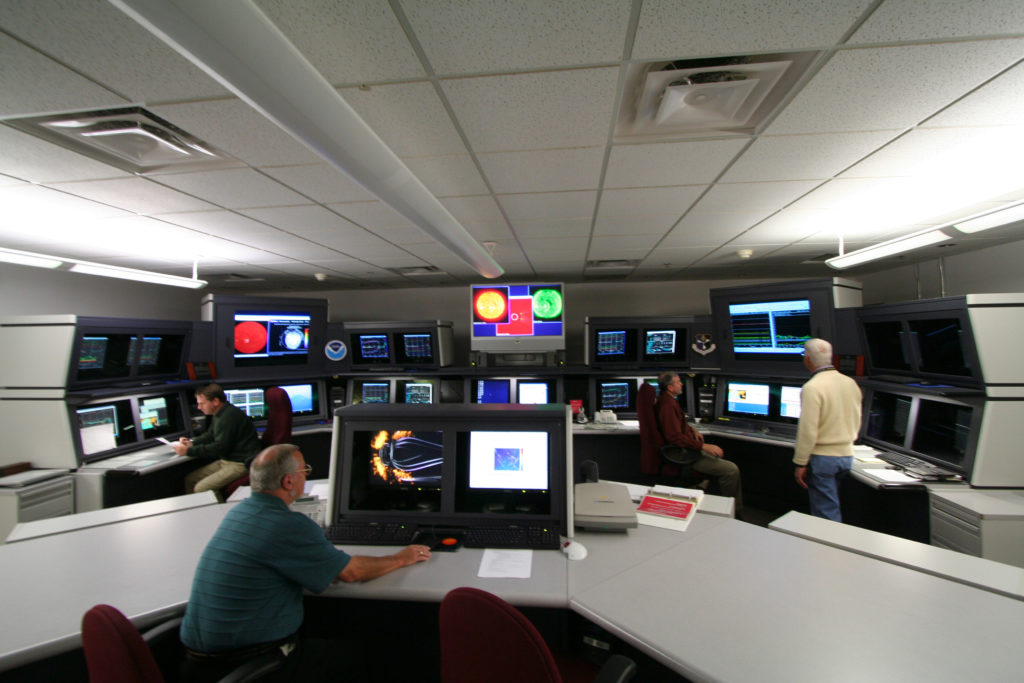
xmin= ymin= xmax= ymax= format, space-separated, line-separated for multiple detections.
xmin=470 ymin=283 xmax=565 ymax=353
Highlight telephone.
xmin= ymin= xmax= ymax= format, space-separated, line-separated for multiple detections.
xmin=595 ymin=410 xmax=617 ymax=424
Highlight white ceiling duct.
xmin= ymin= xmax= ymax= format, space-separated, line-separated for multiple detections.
xmin=107 ymin=0 xmax=504 ymax=279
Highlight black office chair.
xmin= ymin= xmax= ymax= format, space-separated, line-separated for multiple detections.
xmin=636 ymin=383 xmax=704 ymax=486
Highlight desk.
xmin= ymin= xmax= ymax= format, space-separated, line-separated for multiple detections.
xmin=0 ymin=504 xmax=228 ymax=673
xmin=4 ymin=504 xmax=1024 ymax=680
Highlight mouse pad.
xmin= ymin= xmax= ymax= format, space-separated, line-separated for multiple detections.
xmin=412 ymin=529 xmax=464 ymax=552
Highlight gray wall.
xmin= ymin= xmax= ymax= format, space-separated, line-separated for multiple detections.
xmin=5 ymin=238 xmax=1024 ymax=365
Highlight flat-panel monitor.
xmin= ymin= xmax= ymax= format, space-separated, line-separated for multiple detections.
xmin=597 ymin=380 xmax=634 ymax=411
xmin=470 ymin=283 xmax=565 ymax=353
xmin=728 ymin=299 xmax=811 ymax=357
xmin=778 ymin=385 xmax=802 ymax=420
xmin=137 ymin=392 xmax=185 ymax=440
xmin=352 ymin=333 xmax=392 ymax=366
xmin=642 ymin=327 xmax=688 ymax=364
xmin=345 ymin=427 xmax=444 ymax=513
xmin=329 ymin=404 xmax=570 ymax=535
xmin=474 ymin=378 xmax=511 ymax=404
xmin=76 ymin=400 xmax=135 ymax=458
xmin=280 ymin=383 xmax=317 ymax=417
xmin=234 ymin=310 xmax=310 ymax=367
xmin=516 ymin=380 xmax=550 ymax=404
xmin=358 ymin=381 xmax=391 ymax=404
xmin=864 ymin=390 xmax=913 ymax=448
xmin=204 ymin=295 xmax=327 ymax=380
xmin=725 ymin=381 xmax=770 ymax=417
xmin=402 ymin=382 xmax=434 ymax=405
xmin=395 ymin=333 xmax=434 ymax=365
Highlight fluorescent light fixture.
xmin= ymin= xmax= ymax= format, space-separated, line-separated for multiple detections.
xmin=826 ymin=230 xmax=952 ymax=270
xmin=0 ymin=247 xmax=63 ymax=269
xmin=0 ymin=246 xmax=207 ymax=289
xmin=952 ymin=202 xmax=1024 ymax=234
xmin=108 ymin=0 xmax=504 ymax=280
xmin=69 ymin=263 xmax=207 ymax=289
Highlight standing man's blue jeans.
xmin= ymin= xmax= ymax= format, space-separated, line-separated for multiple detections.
xmin=807 ymin=454 xmax=853 ymax=521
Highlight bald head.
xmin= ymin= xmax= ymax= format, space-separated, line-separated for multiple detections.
xmin=803 ymin=338 xmax=833 ymax=369
xmin=250 ymin=443 xmax=300 ymax=493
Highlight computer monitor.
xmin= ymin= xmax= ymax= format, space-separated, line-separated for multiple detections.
xmin=233 ymin=310 xmax=311 ymax=366
xmin=76 ymin=401 xmax=135 ymax=458
xmin=474 ymin=378 xmax=511 ymax=404
xmin=402 ymin=382 xmax=434 ymax=405
xmin=516 ymin=381 xmax=549 ymax=404
xmin=137 ymin=392 xmax=185 ymax=440
xmin=75 ymin=334 xmax=134 ymax=383
xmin=224 ymin=386 xmax=267 ymax=418
xmin=778 ymin=385 xmax=802 ymax=420
xmin=358 ymin=381 xmax=391 ymax=404
xmin=864 ymin=390 xmax=913 ymax=449
xmin=328 ymin=404 xmax=570 ymax=534
xmin=641 ymin=327 xmax=688 ymax=364
xmin=395 ymin=333 xmax=434 ymax=365
xmin=597 ymin=380 xmax=633 ymax=411
xmin=724 ymin=381 xmax=770 ymax=417
xmin=352 ymin=333 xmax=392 ymax=366
xmin=470 ymin=283 xmax=565 ymax=354
xmin=727 ymin=299 xmax=811 ymax=358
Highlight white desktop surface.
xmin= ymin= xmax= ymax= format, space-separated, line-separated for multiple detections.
xmin=0 ymin=504 xmax=228 ymax=672
xmin=5 ymin=490 xmax=219 ymax=543
xmin=570 ymin=519 xmax=1024 ymax=682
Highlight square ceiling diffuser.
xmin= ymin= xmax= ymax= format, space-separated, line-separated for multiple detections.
xmin=2 ymin=106 xmax=239 ymax=174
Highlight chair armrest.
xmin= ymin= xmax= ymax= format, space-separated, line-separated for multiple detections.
xmin=593 ymin=654 xmax=636 ymax=683
xmin=140 ymin=616 xmax=184 ymax=645
xmin=217 ymin=651 xmax=285 ymax=683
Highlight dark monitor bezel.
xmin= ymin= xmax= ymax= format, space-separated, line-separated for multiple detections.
xmin=71 ymin=389 xmax=190 ymax=464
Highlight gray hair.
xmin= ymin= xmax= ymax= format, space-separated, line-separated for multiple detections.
xmin=250 ymin=443 xmax=300 ymax=492
xmin=803 ymin=338 xmax=833 ymax=368
xmin=657 ymin=371 xmax=678 ymax=391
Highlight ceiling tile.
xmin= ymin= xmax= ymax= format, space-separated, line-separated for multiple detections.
xmin=510 ymin=218 xmax=592 ymax=239
xmin=239 ymin=205 xmax=359 ymax=235
xmin=255 ymin=0 xmax=424 ymax=83
xmin=850 ymin=0 xmax=1024 ymax=43
xmin=692 ymin=180 xmax=821 ymax=213
xmin=260 ymin=164 xmax=377 ymax=203
xmin=443 ymin=68 xmax=618 ymax=152
xmin=156 ymin=210 xmax=294 ymax=242
xmin=0 ymin=34 xmax=124 ymax=117
xmin=497 ymin=191 xmax=598 ymax=220
xmin=633 ymin=0 xmax=874 ymax=60
xmin=401 ymin=0 xmax=630 ymax=74
xmin=155 ymin=169 xmax=308 ymax=209
xmin=767 ymin=40 xmax=1024 ymax=134
xmin=403 ymin=155 xmax=489 ymax=197
xmin=46 ymin=177 xmax=217 ymax=215
xmin=604 ymin=139 xmax=747 ymax=188
xmin=661 ymin=210 xmax=767 ymax=247
xmin=598 ymin=186 xmax=706 ymax=218
xmin=721 ymin=131 xmax=901 ymax=182
xmin=0 ymin=125 xmax=129 ymax=183
xmin=924 ymin=61 xmax=1024 ymax=128
xmin=342 ymin=81 xmax=468 ymax=157
xmin=477 ymin=148 xmax=605 ymax=193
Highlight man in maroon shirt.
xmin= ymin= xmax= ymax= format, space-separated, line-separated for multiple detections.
xmin=656 ymin=372 xmax=743 ymax=516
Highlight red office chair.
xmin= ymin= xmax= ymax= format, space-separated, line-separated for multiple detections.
xmin=81 ymin=604 xmax=281 ymax=683
xmin=439 ymin=587 xmax=635 ymax=683
xmin=222 ymin=387 xmax=293 ymax=499
xmin=637 ymin=383 xmax=702 ymax=483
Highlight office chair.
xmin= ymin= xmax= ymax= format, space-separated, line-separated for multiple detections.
xmin=222 ymin=387 xmax=293 ymax=499
xmin=81 ymin=604 xmax=281 ymax=683
xmin=636 ymin=383 xmax=703 ymax=485
xmin=439 ymin=587 xmax=636 ymax=683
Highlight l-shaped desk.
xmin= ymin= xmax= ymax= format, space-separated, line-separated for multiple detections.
xmin=2 ymin=495 xmax=1024 ymax=681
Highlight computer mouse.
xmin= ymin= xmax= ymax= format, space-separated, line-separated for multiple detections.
xmin=562 ymin=541 xmax=587 ymax=561
xmin=440 ymin=537 xmax=458 ymax=547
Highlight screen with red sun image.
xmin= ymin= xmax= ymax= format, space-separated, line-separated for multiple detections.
xmin=470 ymin=284 xmax=564 ymax=353
xmin=233 ymin=311 xmax=310 ymax=367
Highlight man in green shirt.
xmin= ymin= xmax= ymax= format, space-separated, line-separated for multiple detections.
xmin=174 ymin=383 xmax=262 ymax=499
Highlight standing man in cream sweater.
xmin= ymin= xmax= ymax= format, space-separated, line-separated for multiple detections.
xmin=793 ymin=338 xmax=862 ymax=521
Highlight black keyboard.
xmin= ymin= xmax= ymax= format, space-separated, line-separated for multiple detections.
xmin=325 ymin=522 xmax=417 ymax=545
xmin=463 ymin=525 xmax=561 ymax=550
xmin=877 ymin=451 xmax=958 ymax=478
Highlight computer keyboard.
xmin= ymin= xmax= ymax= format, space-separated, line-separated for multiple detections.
xmin=325 ymin=522 xmax=417 ymax=545
xmin=463 ymin=525 xmax=561 ymax=550
xmin=877 ymin=451 xmax=958 ymax=478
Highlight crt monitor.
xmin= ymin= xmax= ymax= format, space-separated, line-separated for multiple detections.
xmin=474 ymin=378 xmax=511 ymax=404
xmin=516 ymin=380 xmax=550 ymax=404
xmin=137 ymin=392 xmax=185 ymax=440
xmin=345 ymin=427 xmax=444 ymax=513
xmin=642 ymin=327 xmax=688 ymax=364
xmin=234 ymin=311 xmax=310 ymax=366
xmin=728 ymin=299 xmax=811 ymax=358
xmin=470 ymin=283 xmax=565 ymax=353
xmin=357 ymin=381 xmax=391 ymax=404
xmin=75 ymin=400 xmax=135 ymax=460
xmin=400 ymin=381 xmax=435 ymax=405
xmin=596 ymin=380 xmax=635 ymax=412
xmin=395 ymin=332 xmax=435 ymax=366
xmin=593 ymin=328 xmax=637 ymax=365
xmin=351 ymin=333 xmax=393 ymax=366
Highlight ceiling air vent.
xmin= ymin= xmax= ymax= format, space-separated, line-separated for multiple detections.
xmin=616 ymin=51 xmax=819 ymax=142
xmin=391 ymin=266 xmax=444 ymax=276
xmin=2 ymin=106 xmax=240 ymax=174
xmin=584 ymin=259 xmax=639 ymax=279
xmin=801 ymin=252 xmax=839 ymax=264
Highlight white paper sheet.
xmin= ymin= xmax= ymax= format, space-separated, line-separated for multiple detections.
xmin=477 ymin=549 xmax=533 ymax=578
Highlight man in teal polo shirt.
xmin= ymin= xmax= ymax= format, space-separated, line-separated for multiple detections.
xmin=180 ymin=443 xmax=431 ymax=681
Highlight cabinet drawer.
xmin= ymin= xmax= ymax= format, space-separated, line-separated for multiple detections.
xmin=930 ymin=507 xmax=981 ymax=556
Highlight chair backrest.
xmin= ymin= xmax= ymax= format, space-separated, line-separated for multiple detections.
xmin=260 ymin=386 xmax=293 ymax=448
xmin=82 ymin=604 xmax=164 ymax=683
xmin=638 ymin=383 xmax=674 ymax=476
xmin=440 ymin=587 xmax=562 ymax=683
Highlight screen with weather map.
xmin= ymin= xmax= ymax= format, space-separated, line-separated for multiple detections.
xmin=233 ymin=311 xmax=310 ymax=366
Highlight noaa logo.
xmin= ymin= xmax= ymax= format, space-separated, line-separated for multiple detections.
xmin=324 ymin=339 xmax=347 ymax=362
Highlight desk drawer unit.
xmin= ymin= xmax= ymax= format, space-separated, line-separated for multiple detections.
xmin=0 ymin=476 xmax=74 ymax=541
xmin=929 ymin=490 xmax=1024 ymax=569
